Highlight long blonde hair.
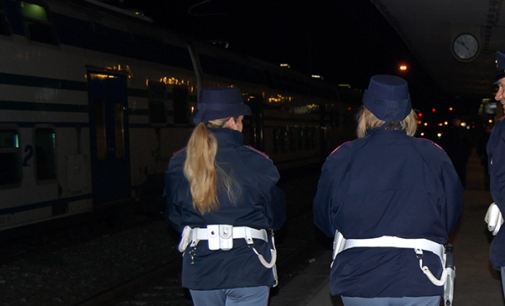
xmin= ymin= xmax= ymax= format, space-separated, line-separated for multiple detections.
xmin=356 ymin=106 xmax=417 ymax=138
xmin=184 ymin=117 xmax=240 ymax=214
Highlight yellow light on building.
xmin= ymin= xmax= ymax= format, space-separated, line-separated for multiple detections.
xmin=420 ymin=132 xmax=425 ymax=136
xmin=489 ymin=119 xmax=494 ymax=123
xmin=437 ymin=133 xmax=442 ymax=138
xmin=444 ymin=121 xmax=448 ymax=125
xmin=424 ymin=122 xmax=428 ymax=126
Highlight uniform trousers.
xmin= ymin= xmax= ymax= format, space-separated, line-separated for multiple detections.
xmin=341 ymin=296 xmax=440 ymax=306
xmin=190 ymin=286 xmax=269 ymax=306
xmin=501 ymin=267 xmax=505 ymax=300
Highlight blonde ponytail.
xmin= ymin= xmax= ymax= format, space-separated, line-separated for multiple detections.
xmin=184 ymin=118 xmax=240 ymax=214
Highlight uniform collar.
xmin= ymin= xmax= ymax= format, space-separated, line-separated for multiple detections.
xmin=210 ymin=128 xmax=244 ymax=147
xmin=367 ymin=127 xmax=407 ymax=136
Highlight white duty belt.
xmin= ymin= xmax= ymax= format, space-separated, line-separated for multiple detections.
xmin=331 ymin=230 xmax=455 ymax=305
xmin=178 ymin=225 xmax=277 ymax=270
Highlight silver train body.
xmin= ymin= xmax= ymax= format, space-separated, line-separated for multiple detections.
xmin=0 ymin=0 xmax=355 ymax=230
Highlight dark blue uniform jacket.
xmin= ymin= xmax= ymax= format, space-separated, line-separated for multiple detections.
xmin=165 ymin=128 xmax=286 ymax=290
xmin=313 ymin=128 xmax=463 ymax=298
xmin=488 ymin=116 xmax=505 ymax=270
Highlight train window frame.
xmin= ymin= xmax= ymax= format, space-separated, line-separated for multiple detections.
xmin=16 ymin=0 xmax=59 ymax=45
xmin=33 ymin=125 xmax=57 ymax=184
xmin=148 ymin=81 xmax=168 ymax=126
xmin=0 ymin=125 xmax=22 ymax=189
xmin=0 ymin=1 xmax=12 ymax=37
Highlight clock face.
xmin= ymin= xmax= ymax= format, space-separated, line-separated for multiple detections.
xmin=453 ymin=34 xmax=479 ymax=61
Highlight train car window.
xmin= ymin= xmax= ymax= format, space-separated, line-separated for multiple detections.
xmin=298 ymin=129 xmax=304 ymax=150
xmin=95 ymin=99 xmax=107 ymax=161
xmin=35 ymin=128 xmax=56 ymax=181
xmin=148 ymin=82 xmax=167 ymax=125
xmin=273 ymin=128 xmax=280 ymax=154
xmin=173 ymin=87 xmax=189 ymax=124
xmin=304 ymin=128 xmax=311 ymax=150
xmin=280 ymin=128 xmax=288 ymax=153
xmin=288 ymin=128 xmax=296 ymax=152
xmin=0 ymin=1 xmax=11 ymax=36
xmin=310 ymin=128 xmax=317 ymax=149
xmin=18 ymin=0 xmax=58 ymax=45
xmin=114 ymin=102 xmax=125 ymax=159
xmin=0 ymin=129 xmax=21 ymax=186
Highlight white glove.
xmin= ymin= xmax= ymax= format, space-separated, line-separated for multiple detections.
xmin=485 ymin=203 xmax=504 ymax=236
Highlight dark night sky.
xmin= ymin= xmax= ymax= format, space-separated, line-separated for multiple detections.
xmin=122 ymin=0 xmax=422 ymax=89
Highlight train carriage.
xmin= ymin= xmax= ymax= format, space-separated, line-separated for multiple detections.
xmin=0 ymin=0 xmax=356 ymax=231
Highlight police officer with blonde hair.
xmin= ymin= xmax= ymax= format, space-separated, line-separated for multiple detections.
xmin=164 ymin=87 xmax=285 ymax=306
xmin=314 ymin=75 xmax=463 ymax=305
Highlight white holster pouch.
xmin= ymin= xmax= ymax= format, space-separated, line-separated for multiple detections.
xmin=178 ymin=225 xmax=278 ymax=286
xmin=331 ymin=230 xmax=455 ymax=305
xmin=485 ymin=202 xmax=503 ymax=236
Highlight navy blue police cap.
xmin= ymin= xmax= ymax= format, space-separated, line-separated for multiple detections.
xmin=192 ymin=87 xmax=252 ymax=125
xmin=496 ymin=51 xmax=505 ymax=83
xmin=362 ymin=75 xmax=412 ymax=123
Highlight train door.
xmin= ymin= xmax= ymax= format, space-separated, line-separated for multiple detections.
xmin=87 ymin=72 xmax=130 ymax=203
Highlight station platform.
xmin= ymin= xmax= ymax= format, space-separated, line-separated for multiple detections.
xmin=270 ymin=150 xmax=505 ymax=306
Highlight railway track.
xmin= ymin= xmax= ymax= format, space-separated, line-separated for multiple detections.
xmin=0 ymin=166 xmax=323 ymax=306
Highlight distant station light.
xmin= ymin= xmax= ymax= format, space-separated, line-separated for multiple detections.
xmin=338 ymin=84 xmax=351 ymax=88
xmin=399 ymin=64 xmax=408 ymax=71
xmin=348 ymin=107 xmax=352 ymax=111
xmin=280 ymin=63 xmax=291 ymax=68
xmin=432 ymin=108 xmax=436 ymax=112
xmin=444 ymin=121 xmax=448 ymax=125
xmin=449 ymin=107 xmax=453 ymax=111
xmin=418 ymin=112 xmax=423 ymax=117
xmin=437 ymin=133 xmax=443 ymax=138
xmin=489 ymin=119 xmax=494 ymax=123
xmin=424 ymin=122 xmax=428 ymax=126
xmin=420 ymin=132 xmax=425 ymax=136
xmin=311 ymin=75 xmax=323 ymax=80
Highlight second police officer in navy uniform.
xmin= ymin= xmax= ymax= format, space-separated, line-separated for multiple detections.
xmin=485 ymin=51 xmax=505 ymax=299
xmin=313 ymin=75 xmax=463 ymax=306
xmin=164 ymin=87 xmax=286 ymax=306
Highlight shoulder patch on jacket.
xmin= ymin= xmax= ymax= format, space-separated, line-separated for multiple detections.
xmin=244 ymin=145 xmax=270 ymax=159
xmin=329 ymin=141 xmax=351 ymax=156
xmin=172 ymin=146 xmax=187 ymax=158
xmin=418 ymin=138 xmax=445 ymax=151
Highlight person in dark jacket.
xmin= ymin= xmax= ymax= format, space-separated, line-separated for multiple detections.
xmin=313 ymin=75 xmax=463 ymax=306
xmin=164 ymin=87 xmax=286 ymax=306
xmin=487 ymin=51 xmax=505 ymax=299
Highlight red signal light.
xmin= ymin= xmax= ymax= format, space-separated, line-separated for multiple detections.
xmin=432 ymin=108 xmax=436 ymax=112
xmin=418 ymin=112 xmax=423 ymax=117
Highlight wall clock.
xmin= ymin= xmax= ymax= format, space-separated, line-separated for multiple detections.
xmin=453 ymin=33 xmax=479 ymax=61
